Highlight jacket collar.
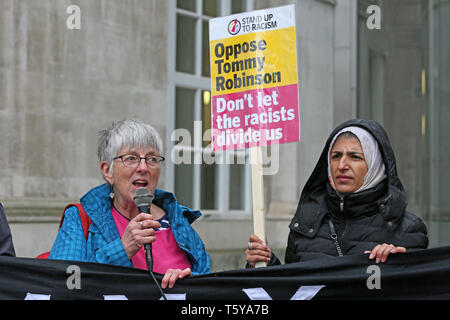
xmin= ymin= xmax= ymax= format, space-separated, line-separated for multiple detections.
xmin=153 ymin=188 xmax=202 ymax=225
xmin=80 ymin=184 xmax=117 ymax=242
xmin=79 ymin=184 xmax=202 ymax=242
xmin=326 ymin=181 xmax=387 ymax=220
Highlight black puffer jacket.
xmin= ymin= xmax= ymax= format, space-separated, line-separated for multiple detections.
xmin=283 ymin=119 xmax=428 ymax=263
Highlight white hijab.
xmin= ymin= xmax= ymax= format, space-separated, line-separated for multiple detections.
xmin=327 ymin=126 xmax=386 ymax=193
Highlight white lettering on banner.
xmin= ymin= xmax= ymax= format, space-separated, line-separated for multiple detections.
xmin=242 ymin=288 xmax=273 ymax=300
xmin=24 ymin=293 xmax=51 ymax=300
xmin=160 ymin=293 xmax=187 ymax=300
xmin=290 ymin=285 xmax=325 ymax=300
xmin=243 ymin=285 xmax=325 ymax=300
xmin=22 ymin=286 xmax=325 ymax=300
xmin=103 ymin=295 xmax=128 ymax=300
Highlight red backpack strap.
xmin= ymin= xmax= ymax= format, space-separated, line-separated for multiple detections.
xmin=63 ymin=203 xmax=92 ymax=240
xmin=36 ymin=203 xmax=91 ymax=259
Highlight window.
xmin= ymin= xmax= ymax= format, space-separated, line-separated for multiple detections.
xmin=167 ymin=0 xmax=254 ymax=216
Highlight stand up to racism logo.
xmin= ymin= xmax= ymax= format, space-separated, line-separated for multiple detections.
xmin=228 ymin=19 xmax=241 ymax=35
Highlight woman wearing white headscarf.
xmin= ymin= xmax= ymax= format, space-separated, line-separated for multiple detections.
xmin=245 ymin=119 xmax=428 ymax=266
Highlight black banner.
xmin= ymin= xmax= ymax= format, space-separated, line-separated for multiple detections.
xmin=1 ymin=245 xmax=450 ymax=300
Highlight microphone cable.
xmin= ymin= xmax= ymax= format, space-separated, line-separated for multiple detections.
xmin=145 ymin=246 xmax=167 ymax=300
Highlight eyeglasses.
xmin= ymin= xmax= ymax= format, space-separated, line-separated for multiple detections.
xmin=113 ymin=154 xmax=165 ymax=168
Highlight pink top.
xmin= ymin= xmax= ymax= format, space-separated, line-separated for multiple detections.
xmin=111 ymin=206 xmax=191 ymax=274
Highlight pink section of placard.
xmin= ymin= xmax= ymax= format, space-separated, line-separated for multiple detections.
xmin=211 ymin=84 xmax=299 ymax=151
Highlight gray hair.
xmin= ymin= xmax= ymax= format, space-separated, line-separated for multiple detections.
xmin=98 ymin=118 xmax=163 ymax=173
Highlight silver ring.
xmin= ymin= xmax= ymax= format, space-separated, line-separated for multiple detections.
xmin=139 ymin=221 xmax=144 ymax=229
xmin=248 ymin=242 xmax=253 ymax=250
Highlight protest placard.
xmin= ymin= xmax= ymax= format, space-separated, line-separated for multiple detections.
xmin=209 ymin=5 xmax=299 ymax=267
xmin=209 ymin=4 xmax=299 ymax=151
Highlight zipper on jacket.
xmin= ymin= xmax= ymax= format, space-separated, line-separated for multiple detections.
xmin=330 ymin=195 xmax=345 ymax=257
xmin=328 ymin=219 xmax=344 ymax=257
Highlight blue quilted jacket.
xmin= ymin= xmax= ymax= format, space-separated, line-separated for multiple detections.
xmin=49 ymin=183 xmax=210 ymax=275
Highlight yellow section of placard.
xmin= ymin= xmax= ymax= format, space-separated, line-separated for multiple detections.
xmin=210 ymin=27 xmax=298 ymax=96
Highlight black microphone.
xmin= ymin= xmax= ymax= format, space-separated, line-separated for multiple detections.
xmin=133 ymin=187 xmax=154 ymax=270
xmin=133 ymin=187 xmax=167 ymax=300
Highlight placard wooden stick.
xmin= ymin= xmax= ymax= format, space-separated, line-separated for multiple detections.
xmin=250 ymin=146 xmax=267 ymax=268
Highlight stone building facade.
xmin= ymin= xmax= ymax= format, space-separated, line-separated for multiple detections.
xmin=1 ymin=0 xmax=448 ymax=271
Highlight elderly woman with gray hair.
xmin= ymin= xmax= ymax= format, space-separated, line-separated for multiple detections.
xmin=49 ymin=119 xmax=210 ymax=288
